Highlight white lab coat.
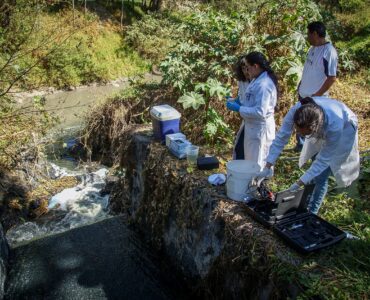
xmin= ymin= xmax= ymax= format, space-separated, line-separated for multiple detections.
xmin=267 ymin=97 xmax=359 ymax=187
xmin=233 ymin=71 xmax=277 ymax=170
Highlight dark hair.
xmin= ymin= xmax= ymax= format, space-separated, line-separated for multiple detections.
xmin=294 ymin=97 xmax=325 ymax=137
xmin=244 ymin=51 xmax=279 ymax=95
xmin=307 ymin=21 xmax=326 ymax=38
xmin=233 ymin=54 xmax=248 ymax=81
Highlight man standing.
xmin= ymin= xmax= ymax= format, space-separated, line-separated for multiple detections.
xmin=295 ymin=21 xmax=338 ymax=150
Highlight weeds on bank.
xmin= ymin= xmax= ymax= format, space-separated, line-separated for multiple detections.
xmin=0 ymin=2 xmax=149 ymax=170
xmin=268 ymin=156 xmax=370 ymax=299
xmin=81 ymin=1 xmax=369 ymax=297
xmin=83 ymin=76 xmax=370 ymax=298
xmin=16 ymin=9 xmax=149 ymax=89
xmin=123 ymin=0 xmax=368 ymax=149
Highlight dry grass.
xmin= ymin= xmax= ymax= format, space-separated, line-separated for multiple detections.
xmin=82 ymin=82 xmax=179 ymax=165
xmin=106 ymin=126 xmax=370 ymax=299
xmin=83 ymin=71 xmax=370 ymax=165
xmin=107 ymin=130 xmax=303 ymax=298
xmin=8 ymin=199 xmax=22 ymax=211
xmin=27 ymin=176 xmax=78 ymax=204
xmin=331 ymin=73 xmax=370 ymax=150
xmin=82 ymin=73 xmax=370 ymax=298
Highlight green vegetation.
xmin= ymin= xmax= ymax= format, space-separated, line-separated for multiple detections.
xmin=123 ymin=0 xmax=368 ymax=147
xmin=125 ymin=1 xmax=320 ymax=144
xmin=125 ymin=12 xmax=185 ymax=64
xmin=320 ymin=0 xmax=370 ymax=67
xmin=269 ymin=158 xmax=370 ymax=299
xmin=0 ymin=0 xmax=369 ymax=297
xmin=11 ymin=9 xmax=149 ymax=89
xmin=0 ymin=1 xmax=149 ymax=170
xmin=92 ymin=0 xmax=368 ymax=298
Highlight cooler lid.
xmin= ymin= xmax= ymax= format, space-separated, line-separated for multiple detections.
xmin=150 ymin=104 xmax=181 ymax=121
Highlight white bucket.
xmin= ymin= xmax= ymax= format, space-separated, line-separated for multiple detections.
xmin=226 ymin=160 xmax=261 ymax=201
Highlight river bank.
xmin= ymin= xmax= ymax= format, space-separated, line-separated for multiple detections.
xmin=0 ymin=73 xmax=162 ymax=231
xmin=0 ymin=123 xmax=191 ymax=299
xmin=80 ymin=89 xmax=369 ymax=298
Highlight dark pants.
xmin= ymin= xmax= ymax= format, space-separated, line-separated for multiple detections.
xmin=295 ymin=134 xmax=305 ymax=151
xmin=295 ymin=93 xmax=305 ymax=150
xmin=235 ymin=128 xmax=244 ymax=160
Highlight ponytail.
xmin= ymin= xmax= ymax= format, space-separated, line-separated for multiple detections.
xmin=265 ymin=66 xmax=279 ymax=95
xmin=299 ymin=97 xmax=317 ymax=105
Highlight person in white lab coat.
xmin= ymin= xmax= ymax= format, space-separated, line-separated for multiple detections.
xmin=261 ymin=97 xmax=359 ymax=214
xmin=227 ymin=55 xmax=250 ymax=159
xmin=226 ymin=52 xmax=278 ymax=169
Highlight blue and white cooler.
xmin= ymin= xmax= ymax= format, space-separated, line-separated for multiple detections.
xmin=150 ymin=104 xmax=181 ymax=142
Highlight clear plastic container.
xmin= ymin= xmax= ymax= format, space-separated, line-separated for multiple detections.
xmin=186 ymin=145 xmax=199 ymax=166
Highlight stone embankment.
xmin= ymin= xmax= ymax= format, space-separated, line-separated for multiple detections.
xmin=107 ymin=125 xmax=305 ymax=299
xmin=0 ymin=225 xmax=9 ymax=299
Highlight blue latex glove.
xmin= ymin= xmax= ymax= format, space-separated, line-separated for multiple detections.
xmin=226 ymin=101 xmax=240 ymax=112
xmin=225 ymin=96 xmax=241 ymax=105
xmin=289 ymin=182 xmax=301 ymax=192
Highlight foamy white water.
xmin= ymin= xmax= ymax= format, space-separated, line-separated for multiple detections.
xmin=6 ymin=165 xmax=111 ymax=247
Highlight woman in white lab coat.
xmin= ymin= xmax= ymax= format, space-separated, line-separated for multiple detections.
xmin=262 ymin=97 xmax=359 ymax=214
xmin=228 ymin=55 xmax=250 ymax=159
xmin=227 ymin=52 xmax=278 ymax=169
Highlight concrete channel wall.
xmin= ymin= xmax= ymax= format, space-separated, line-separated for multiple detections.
xmin=0 ymin=224 xmax=9 ymax=299
xmin=108 ymin=125 xmax=306 ymax=299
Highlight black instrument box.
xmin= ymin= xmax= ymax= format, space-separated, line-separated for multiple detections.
xmin=244 ymin=188 xmax=308 ymax=228
xmin=244 ymin=185 xmax=346 ymax=254
xmin=197 ymin=156 xmax=219 ymax=170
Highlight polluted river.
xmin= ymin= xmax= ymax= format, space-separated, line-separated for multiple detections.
xmin=4 ymin=76 xmax=189 ymax=299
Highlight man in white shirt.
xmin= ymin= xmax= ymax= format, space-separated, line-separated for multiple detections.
xmin=295 ymin=21 xmax=338 ymax=150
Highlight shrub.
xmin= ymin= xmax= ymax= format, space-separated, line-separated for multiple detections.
xmin=124 ymin=12 xmax=184 ymax=64
xmin=320 ymin=0 xmax=370 ymax=66
xmin=156 ymin=1 xmax=321 ymax=142
xmin=339 ymin=0 xmax=366 ymax=12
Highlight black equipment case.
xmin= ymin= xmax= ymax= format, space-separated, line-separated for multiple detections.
xmin=243 ymin=188 xmax=308 ymax=228
xmin=197 ymin=156 xmax=219 ymax=170
xmin=244 ymin=185 xmax=346 ymax=254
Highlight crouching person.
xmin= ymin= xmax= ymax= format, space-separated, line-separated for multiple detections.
xmin=260 ymin=97 xmax=359 ymax=214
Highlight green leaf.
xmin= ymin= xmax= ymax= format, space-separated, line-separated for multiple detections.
xmin=205 ymin=122 xmax=217 ymax=136
xmin=178 ymin=92 xmax=205 ymax=110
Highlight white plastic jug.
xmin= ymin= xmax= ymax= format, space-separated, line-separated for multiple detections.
xmin=226 ymin=160 xmax=261 ymax=201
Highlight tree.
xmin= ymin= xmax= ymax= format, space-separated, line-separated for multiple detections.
xmin=0 ymin=0 xmax=77 ymax=169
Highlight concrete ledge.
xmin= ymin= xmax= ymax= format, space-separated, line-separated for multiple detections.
xmin=109 ymin=126 xmax=305 ymax=298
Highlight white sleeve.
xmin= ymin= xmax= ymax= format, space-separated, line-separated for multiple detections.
xmin=266 ymin=104 xmax=299 ymax=164
xmin=300 ymin=124 xmax=342 ymax=184
xmin=239 ymin=83 xmax=273 ymax=120
xmin=324 ymin=46 xmax=338 ymax=77
xmin=237 ymin=81 xmax=243 ymax=99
